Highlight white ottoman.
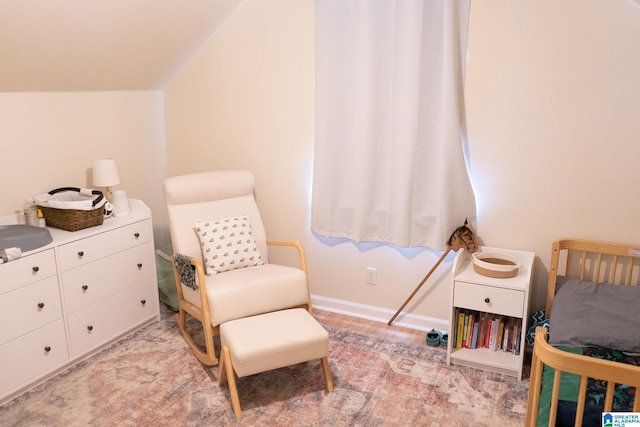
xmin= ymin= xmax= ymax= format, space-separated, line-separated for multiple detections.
xmin=218 ymin=308 xmax=333 ymax=419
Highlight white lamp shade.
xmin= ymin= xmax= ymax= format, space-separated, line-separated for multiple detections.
xmin=93 ymin=158 xmax=121 ymax=187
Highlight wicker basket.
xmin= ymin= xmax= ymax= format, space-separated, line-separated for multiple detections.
xmin=35 ymin=187 xmax=105 ymax=232
xmin=39 ymin=205 xmax=104 ymax=231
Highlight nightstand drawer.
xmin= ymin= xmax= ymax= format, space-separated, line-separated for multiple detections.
xmin=453 ymin=281 xmax=524 ymax=318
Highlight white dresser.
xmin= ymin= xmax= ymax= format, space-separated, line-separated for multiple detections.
xmin=0 ymin=199 xmax=160 ymax=403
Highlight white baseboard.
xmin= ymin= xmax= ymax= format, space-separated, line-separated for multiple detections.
xmin=310 ymin=294 xmax=449 ymax=334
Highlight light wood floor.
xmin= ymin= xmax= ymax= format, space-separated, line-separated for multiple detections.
xmin=312 ymin=308 xmax=429 ymax=347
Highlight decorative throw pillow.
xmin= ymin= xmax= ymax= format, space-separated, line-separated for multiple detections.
xmin=194 ymin=214 xmax=264 ymax=275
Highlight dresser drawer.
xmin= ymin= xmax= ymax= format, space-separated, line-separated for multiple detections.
xmin=0 ymin=319 xmax=68 ymax=397
xmin=62 ymin=242 xmax=154 ymax=313
xmin=57 ymin=219 xmax=152 ymax=271
xmin=67 ymin=282 xmax=158 ymax=356
xmin=453 ymin=281 xmax=524 ymax=318
xmin=0 ymin=249 xmax=57 ymax=294
xmin=0 ymin=276 xmax=63 ymax=345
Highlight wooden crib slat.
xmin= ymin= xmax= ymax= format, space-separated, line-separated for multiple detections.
xmin=626 ymin=257 xmax=634 ymax=285
xmin=549 ymin=370 xmax=562 ymax=427
xmin=609 ymin=255 xmax=618 ymax=284
xmin=574 ymin=376 xmax=588 ymax=427
xmin=604 ymin=381 xmax=615 ymax=412
xmin=579 ymin=251 xmax=587 ymax=280
xmin=566 ymin=249 xmax=573 ymax=279
xmin=525 ymin=353 xmax=543 ymax=427
xmin=593 ymin=253 xmax=602 ymax=283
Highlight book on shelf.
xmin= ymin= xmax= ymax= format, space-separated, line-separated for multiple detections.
xmin=484 ymin=315 xmax=492 ymax=348
xmin=488 ymin=317 xmax=498 ymax=351
xmin=456 ymin=309 xmax=465 ymax=348
xmin=470 ymin=316 xmax=479 ymax=349
xmin=495 ymin=316 xmax=504 ymax=352
xmin=502 ymin=318 xmax=510 ymax=352
xmin=478 ymin=312 xmax=487 ymax=348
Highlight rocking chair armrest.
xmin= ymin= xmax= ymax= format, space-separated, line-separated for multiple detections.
xmin=188 ymin=256 xmax=206 ymax=282
xmin=267 ymin=240 xmax=311 ymax=313
xmin=266 ymin=240 xmax=308 ymax=276
xmin=189 ymin=257 xmax=211 ymax=314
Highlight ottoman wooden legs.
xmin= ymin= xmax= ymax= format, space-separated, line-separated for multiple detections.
xmin=218 ymin=308 xmax=333 ymax=419
xmin=219 ymin=346 xmax=242 ymax=419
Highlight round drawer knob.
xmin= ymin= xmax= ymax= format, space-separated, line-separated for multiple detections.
xmin=134 ymin=232 xmax=140 ymax=239
xmin=32 ymin=266 xmax=40 ymax=272
xmin=37 ymin=302 xmax=45 ymax=309
xmin=484 ymin=297 xmax=490 ymax=304
xmin=44 ymin=346 xmax=51 ymax=353
xmin=140 ymin=299 xmax=146 ymax=306
xmin=82 ymin=285 xmax=89 ymax=291
xmin=78 ymin=251 xmax=84 ymax=257
xmin=137 ymin=263 xmax=143 ymax=269
xmin=87 ymin=325 xmax=94 ymax=332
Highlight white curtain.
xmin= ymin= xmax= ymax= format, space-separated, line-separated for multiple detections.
xmin=312 ymin=0 xmax=476 ymax=250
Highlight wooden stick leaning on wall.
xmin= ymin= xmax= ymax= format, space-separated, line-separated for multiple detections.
xmin=387 ymin=249 xmax=451 ymax=325
xmin=387 ymin=219 xmax=478 ymax=326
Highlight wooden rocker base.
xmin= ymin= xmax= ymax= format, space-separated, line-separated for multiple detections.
xmin=175 ymin=309 xmax=218 ymax=366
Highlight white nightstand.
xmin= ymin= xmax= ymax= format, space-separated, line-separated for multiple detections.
xmin=447 ymin=246 xmax=534 ymax=380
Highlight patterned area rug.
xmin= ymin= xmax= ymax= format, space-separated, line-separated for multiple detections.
xmin=0 ymin=306 xmax=529 ymax=426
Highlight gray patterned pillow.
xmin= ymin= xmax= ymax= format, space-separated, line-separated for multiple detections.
xmin=194 ymin=214 xmax=264 ymax=275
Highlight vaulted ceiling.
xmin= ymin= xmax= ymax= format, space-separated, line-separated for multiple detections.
xmin=0 ymin=0 xmax=244 ymax=92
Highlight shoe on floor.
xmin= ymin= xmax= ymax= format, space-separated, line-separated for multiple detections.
xmin=426 ymin=329 xmax=442 ymax=347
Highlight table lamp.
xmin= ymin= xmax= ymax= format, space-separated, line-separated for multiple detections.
xmin=93 ymin=158 xmax=121 ymax=203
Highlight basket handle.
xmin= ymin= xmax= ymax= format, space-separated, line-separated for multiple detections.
xmin=48 ymin=187 xmax=104 ymax=207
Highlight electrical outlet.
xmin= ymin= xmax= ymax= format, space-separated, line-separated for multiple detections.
xmin=366 ymin=267 xmax=377 ymax=285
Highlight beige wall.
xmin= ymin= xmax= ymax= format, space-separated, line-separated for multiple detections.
xmin=0 ymin=91 xmax=169 ymax=244
xmin=2 ymin=0 xmax=638 ymax=330
xmin=465 ymin=0 xmax=640 ymax=308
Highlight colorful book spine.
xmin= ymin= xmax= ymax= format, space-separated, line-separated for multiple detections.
xmin=496 ymin=317 xmax=504 ymax=351
xmin=466 ymin=313 xmax=474 ymax=348
xmin=462 ymin=312 xmax=469 ymax=347
xmin=489 ymin=318 xmax=498 ymax=351
xmin=456 ymin=310 xmax=465 ymax=349
xmin=502 ymin=320 xmax=510 ymax=352
xmin=478 ymin=312 xmax=486 ymax=348
xmin=471 ymin=318 xmax=479 ymax=349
